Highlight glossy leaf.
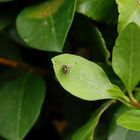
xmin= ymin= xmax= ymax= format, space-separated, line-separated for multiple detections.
xmin=52 ymin=54 xmax=126 ymax=101
xmin=117 ymin=0 xmax=140 ymax=32
xmin=108 ymin=92 xmax=140 ymax=140
xmin=16 ymin=0 xmax=76 ymax=52
xmin=72 ymin=100 xmax=115 ymax=140
xmin=90 ymin=26 xmax=110 ymax=64
xmin=108 ymin=105 xmax=140 ymax=140
xmin=0 ymin=73 xmax=46 ymax=140
xmin=109 ymin=125 xmax=140 ymax=140
xmin=76 ymin=0 xmax=118 ymax=24
xmin=117 ymin=110 xmax=140 ymax=131
xmin=112 ymin=23 xmax=140 ymax=92
xmin=108 ymin=101 xmax=130 ymax=140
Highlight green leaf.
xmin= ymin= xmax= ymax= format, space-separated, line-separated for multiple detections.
xmin=109 ymin=125 xmax=140 ymax=140
xmin=90 ymin=26 xmax=110 ymax=64
xmin=76 ymin=0 xmax=118 ymax=24
xmin=117 ymin=0 xmax=140 ymax=32
xmin=108 ymin=104 xmax=140 ymax=140
xmin=16 ymin=0 xmax=76 ymax=52
xmin=108 ymin=92 xmax=140 ymax=140
xmin=117 ymin=110 xmax=140 ymax=131
xmin=72 ymin=100 xmax=115 ymax=140
xmin=0 ymin=73 xmax=46 ymax=140
xmin=112 ymin=23 xmax=140 ymax=92
xmin=71 ymin=16 xmax=110 ymax=63
xmin=52 ymin=54 xmax=126 ymax=101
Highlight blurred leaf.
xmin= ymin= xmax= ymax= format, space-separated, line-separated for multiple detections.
xmin=0 ymin=73 xmax=46 ymax=140
xmin=71 ymin=100 xmax=115 ymax=140
xmin=117 ymin=0 xmax=140 ymax=32
xmin=112 ymin=23 xmax=140 ymax=93
xmin=63 ymin=94 xmax=93 ymax=131
xmin=52 ymin=54 xmax=126 ymax=101
xmin=0 ymin=32 xmax=24 ymax=87
xmin=90 ymin=27 xmax=110 ymax=64
xmin=99 ymin=64 xmax=124 ymax=89
xmin=117 ymin=110 xmax=140 ymax=131
xmin=71 ymin=15 xmax=110 ymax=63
xmin=76 ymin=0 xmax=118 ymax=24
xmin=108 ymin=103 xmax=130 ymax=140
xmin=109 ymin=124 xmax=140 ymax=140
xmin=16 ymin=0 xmax=76 ymax=52
xmin=108 ymin=92 xmax=140 ymax=140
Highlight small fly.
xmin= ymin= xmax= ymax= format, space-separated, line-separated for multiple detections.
xmin=61 ymin=65 xmax=69 ymax=74
xmin=61 ymin=63 xmax=77 ymax=75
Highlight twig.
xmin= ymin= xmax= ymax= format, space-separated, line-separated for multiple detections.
xmin=0 ymin=57 xmax=52 ymax=77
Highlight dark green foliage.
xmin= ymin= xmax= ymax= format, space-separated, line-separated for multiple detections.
xmin=0 ymin=0 xmax=140 ymax=140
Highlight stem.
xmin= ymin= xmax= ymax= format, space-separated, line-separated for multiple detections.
xmin=128 ymin=91 xmax=138 ymax=104
xmin=129 ymin=100 xmax=140 ymax=109
xmin=118 ymin=97 xmax=140 ymax=109
xmin=0 ymin=57 xmax=52 ymax=77
xmin=133 ymin=87 xmax=140 ymax=92
xmin=118 ymin=98 xmax=132 ymax=107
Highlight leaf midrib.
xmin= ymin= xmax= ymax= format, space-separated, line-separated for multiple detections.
xmin=70 ymin=68 xmax=112 ymax=96
xmin=16 ymin=75 xmax=29 ymax=140
xmin=128 ymin=27 xmax=134 ymax=92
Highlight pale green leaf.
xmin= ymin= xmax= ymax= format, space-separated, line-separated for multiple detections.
xmin=16 ymin=0 xmax=76 ymax=52
xmin=112 ymin=22 xmax=140 ymax=92
xmin=108 ymin=103 xmax=140 ymax=140
xmin=72 ymin=100 xmax=115 ymax=140
xmin=52 ymin=54 xmax=126 ymax=101
xmin=0 ymin=73 xmax=46 ymax=140
xmin=109 ymin=124 xmax=140 ymax=140
xmin=117 ymin=110 xmax=140 ymax=131
xmin=117 ymin=0 xmax=140 ymax=32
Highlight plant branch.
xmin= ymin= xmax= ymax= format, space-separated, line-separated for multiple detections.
xmin=128 ymin=91 xmax=138 ymax=104
xmin=0 ymin=57 xmax=52 ymax=77
xmin=129 ymin=100 xmax=140 ymax=109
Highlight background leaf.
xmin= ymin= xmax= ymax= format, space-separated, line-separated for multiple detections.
xmin=117 ymin=109 xmax=140 ymax=131
xmin=117 ymin=0 xmax=140 ymax=32
xmin=70 ymin=15 xmax=111 ymax=63
xmin=52 ymin=54 xmax=125 ymax=101
xmin=76 ymin=0 xmax=118 ymax=24
xmin=112 ymin=23 xmax=140 ymax=92
xmin=108 ymin=103 xmax=140 ymax=140
xmin=16 ymin=0 xmax=76 ymax=52
xmin=0 ymin=73 xmax=46 ymax=140
xmin=71 ymin=100 xmax=115 ymax=140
